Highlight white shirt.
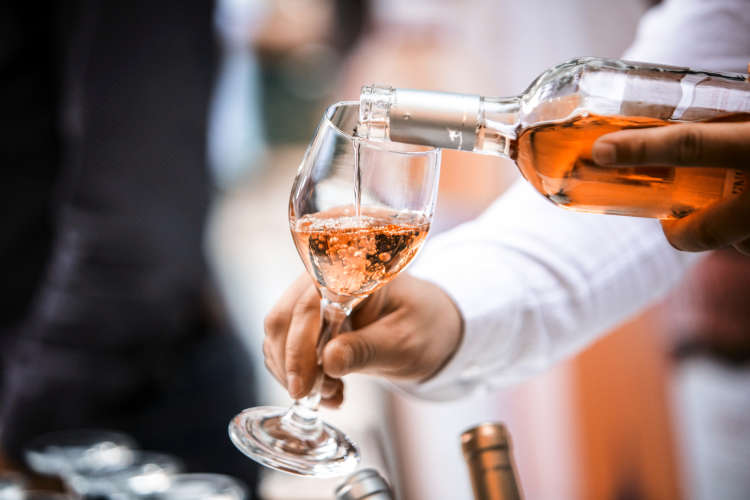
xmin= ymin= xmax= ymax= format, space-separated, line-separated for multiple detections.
xmin=403 ymin=0 xmax=750 ymax=401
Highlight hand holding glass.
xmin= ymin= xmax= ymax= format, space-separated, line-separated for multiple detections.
xmin=229 ymin=102 xmax=440 ymax=477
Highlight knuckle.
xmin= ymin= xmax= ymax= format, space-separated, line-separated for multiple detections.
xmin=262 ymin=337 xmax=279 ymax=364
xmin=292 ymin=297 xmax=319 ymax=318
xmin=263 ymin=356 xmax=276 ymax=376
xmin=263 ymin=357 xmax=283 ymax=384
xmin=264 ymin=312 xmax=285 ymax=338
xmin=632 ymin=136 xmax=649 ymax=164
xmin=398 ymin=333 xmax=427 ymax=372
xmin=284 ymin=349 xmax=304 ymax=374
xmin=262 ymin=337 xmax=272 ymax=358
xmin=347 ymin=337 xmax=375 ymax=369
xmin=676 ymin=128 xmax=703 ymax=164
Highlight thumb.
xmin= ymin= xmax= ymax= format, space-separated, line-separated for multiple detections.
xmin=321 ymin=319 xmax=437 ymax=381
xmin=592 ymin=122 xmax=750 ymax=167
xmin=321 ymin=331 xmax=377 ymax=378
xmin=320 ymin=286 xmax=392 ymax=378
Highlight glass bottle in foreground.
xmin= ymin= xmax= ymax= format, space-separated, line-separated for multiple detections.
xmin=334 ymin=469 xmax=394 ymax=500
xmin=229 ymin=102 xmax=440 ymax=477
xmin=461 ymin=423 xmax=522 ymax=500
xmin=359 ymin=57 xmax=750 ymax=219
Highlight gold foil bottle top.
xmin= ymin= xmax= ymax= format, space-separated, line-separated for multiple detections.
xmin=335 ymin=468 xmax=393 ymax=500
xmin=461 ymin=422 xmax=522 ymax=500
xmin=461 ymin=422 xmax=511 ymax=456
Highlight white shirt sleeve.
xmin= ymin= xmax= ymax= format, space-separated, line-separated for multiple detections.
xmin=394 ymin=0 xmax=750 ymax=401
xmin=393 ymin=0 xmax=750 ymax=401
xmin=401 ymin=182 xmax=696 ymax=400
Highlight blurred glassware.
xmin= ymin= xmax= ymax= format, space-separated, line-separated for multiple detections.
xmin=24 ymin=430 xmax=137 ymax=479
xmin=21 ymin=492 xmax=74 ymax=500
xmin=335 ymin=468 xmax=394 ymax=500
xmin=66 ymin=451 xmax=182 ymax=500
xmin=0 ymin=472 xmax=26 ymax=500
xmin=146 ymin=473 xmax=247 ymax=500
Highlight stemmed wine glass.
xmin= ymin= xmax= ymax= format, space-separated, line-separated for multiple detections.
xmin=229 ymin=101 xmax=440 ymax=477
xmin=24 ymin=429 xmax=137 ymax=479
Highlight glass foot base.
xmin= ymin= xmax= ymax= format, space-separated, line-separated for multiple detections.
xmin=228 ymin=407 xmax=359 ymax=478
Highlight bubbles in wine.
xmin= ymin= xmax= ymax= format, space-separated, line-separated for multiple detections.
xmin=292 ymin=208 xmax=430 ymax=297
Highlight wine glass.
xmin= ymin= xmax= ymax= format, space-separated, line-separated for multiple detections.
xmin=229 ymin=101 xmax=441 ymax=477
xmin=65 ymin=451 xmax=182 ymax=499
xmin=146 ymin=474 xmax=248 ymax=500
xmin=24 ymin=430 xmax=137 ymax=479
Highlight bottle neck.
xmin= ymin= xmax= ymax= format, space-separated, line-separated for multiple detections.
xmin=358 ymin=85 xmax=520 ymax=159
xmin=461 ymin=423 xmax=522 ymax=500
xmin=463 ymin=447 xmax=521 ymax=500
xmin=476 ymin=95 xmax=521 ymax=158
xmin=335 ymin=468 xmax=393 ymax=500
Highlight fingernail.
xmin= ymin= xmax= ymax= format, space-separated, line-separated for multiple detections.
xmin=592 ymin=141 xmax=616 ymax=165
xmin=287 ymin=373 xmax=302 ymax=398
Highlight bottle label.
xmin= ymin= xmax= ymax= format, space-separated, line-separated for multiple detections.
xmin=671 ymin=74 xmax=708 ymax=120
xmin=723 ymin=169 xmax=746 ymax=198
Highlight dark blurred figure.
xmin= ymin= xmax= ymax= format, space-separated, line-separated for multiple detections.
xmin=0 ymin=0 xmax=258 ymax=492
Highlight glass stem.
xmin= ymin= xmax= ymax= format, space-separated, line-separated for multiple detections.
xmin=281 ymin=298 xmax=348 ymax=441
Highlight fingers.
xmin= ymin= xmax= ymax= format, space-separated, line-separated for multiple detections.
xmin=592 ymin=120 xmax=750 ymax=253
xmin=322 ymin=330 xmax=378 ymax=378
xmin=660 ymin=188 xmax=750 ymax=251
xmin=263 ymin=348 xmax=285 ymax=388
xmin=320 ymin=376 xmax=344 ymax=408
xmin=323 ymin=314 xmax=432 ymax=379
xmin=285 ymin=285 xmax=324 ymax=398
xmin=265 ymin=274 xmax=463 ymax=401
xmin=320 ymin=288 xmax=393 ymax=378
xmin=592 ymin=122 xmax=750 ymax=167
xmin=321 ymin=275 xmax=463 ymax=382
xmin=263 ymin=274 xmax=318 ymax=394
xmin=321 ymin=375 xmax=342 ymax=398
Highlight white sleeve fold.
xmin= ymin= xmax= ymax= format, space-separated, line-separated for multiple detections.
xmin=398 ymin=181 xmax=698 ymax=400
xmin=391 ymin=0 xmax=748 ymax=402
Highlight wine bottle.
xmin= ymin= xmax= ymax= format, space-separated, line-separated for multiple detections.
xmin=334 ymin=468 xmax=394 ymax=500
xmin=358 ymin=57 xmax=750 ymax=219
xmin=461 ymin=422 xmax=522 ymax=500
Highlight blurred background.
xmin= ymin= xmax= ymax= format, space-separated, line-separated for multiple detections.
xmin=3 ymin=0 xmax=749 ymax=499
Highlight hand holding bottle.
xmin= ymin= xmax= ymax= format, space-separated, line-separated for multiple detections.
xmin=263 ymin=274 xmax=463 ymax=403
xmin=593 ymin=121 xmax=750 ymax=254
